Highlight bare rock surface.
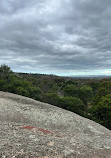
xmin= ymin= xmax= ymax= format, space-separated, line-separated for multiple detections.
xmin=0 ymin=91 xmax=111 ymax=158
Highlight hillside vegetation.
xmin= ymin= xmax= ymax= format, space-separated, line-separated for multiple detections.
xmin=0 ymin=65 xmax=111 ymax=130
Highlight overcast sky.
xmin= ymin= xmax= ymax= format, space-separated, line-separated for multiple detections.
xmin=0 ymin=0 xmax=111 ymax=76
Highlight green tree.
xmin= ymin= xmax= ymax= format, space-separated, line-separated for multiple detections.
xmin=28 ymin=86 xmax=42 ymax=101
xmin=60 ymin=96 xmax=85 ymax=116
xmin=0 ymin=79 xmax=7 ymax=91
xmin=66 ymin=80 xmax=78 ymax=86
xmin=42 ymin=93 xmax=60 ymax=106
xmin=0 ymin=65 xmax=13 ymax=80
xmin=91 ymin=94 xmax=111 ymax=129
xmin=93 ymin=81 xmax=111 ymax=105
xmin=63 ymin=84 xmax=79 ymax=97
xmin=78 ymin=85 xmax=93 ymax=105
xmin=88 ymin=81 xmax=100 ymax=93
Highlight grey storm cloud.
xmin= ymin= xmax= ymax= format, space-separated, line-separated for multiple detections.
xmin=0 ymin=0 xmax=111 ymax=75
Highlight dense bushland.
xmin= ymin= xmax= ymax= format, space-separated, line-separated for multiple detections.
xmin=0 ymin=65 xmax=42 ymax=101
xmin=0 ymin=65 xmax=111 ymax=130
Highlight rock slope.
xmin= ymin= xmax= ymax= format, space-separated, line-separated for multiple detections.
xmin=0 ymin=91 xmax=111 ymax=158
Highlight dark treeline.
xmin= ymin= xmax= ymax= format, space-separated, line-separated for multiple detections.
xmin=0 ymin=65 xmax=111 ymax=130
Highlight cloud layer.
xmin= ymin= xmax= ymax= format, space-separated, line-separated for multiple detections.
xmin=0 ymin=0 xmax=111 ymax=75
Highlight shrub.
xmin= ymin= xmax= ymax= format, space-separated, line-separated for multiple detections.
xmin=42 ymin=93 xmax=60 ymax=106
xmin=60 ymin=96 xmax=85 ymax=116
xmin=63 ymin=85 xmax=79 ymax=97
xmin=91 ymin=94 xmax=111 ymax=129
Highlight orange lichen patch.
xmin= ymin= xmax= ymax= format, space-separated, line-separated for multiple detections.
xmin=21 ymin=126 xmax=36 ymax=130
xmin=21 ymin=126 xmax=53 ymax=134
xmin=38 ymin=128 xmax=53 ymax=134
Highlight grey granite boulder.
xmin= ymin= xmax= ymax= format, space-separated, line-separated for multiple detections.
xmin=0 ymin=91 xmax=111 ymax=158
